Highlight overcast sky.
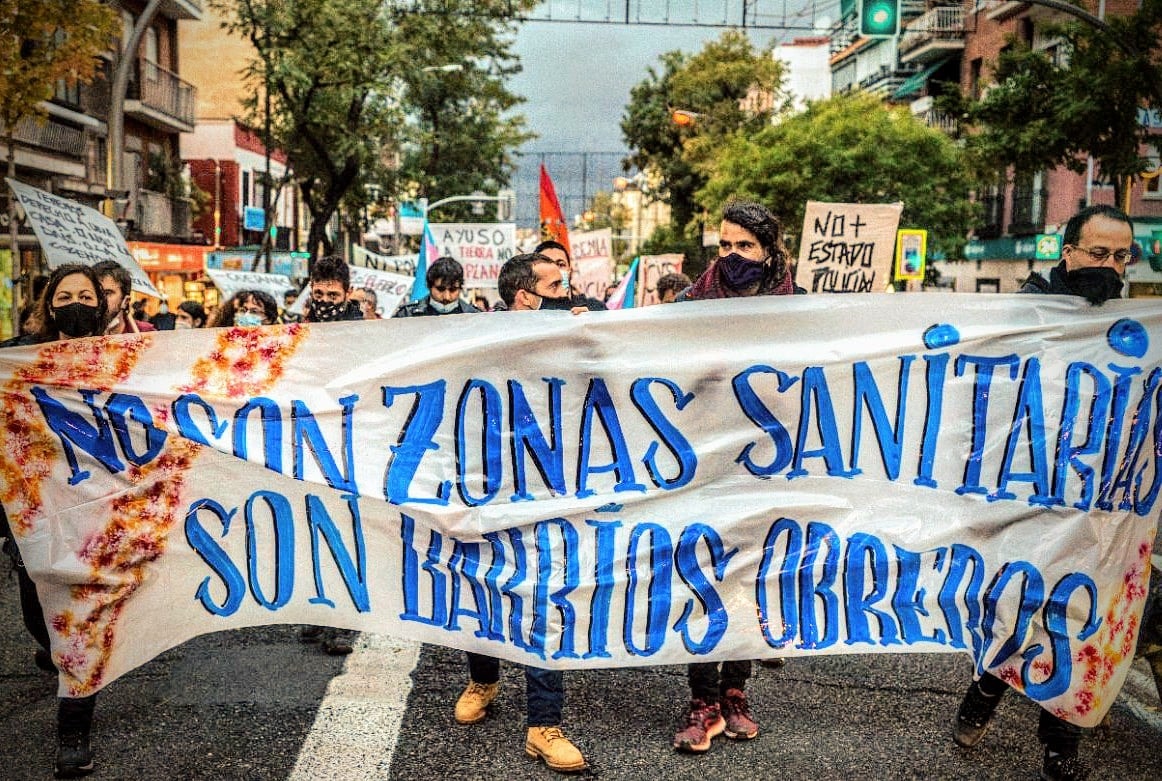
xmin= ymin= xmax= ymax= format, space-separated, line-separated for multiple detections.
xmin=509 ymin=20 xmax=784 ymax=154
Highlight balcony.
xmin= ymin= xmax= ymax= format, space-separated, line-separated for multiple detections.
xmin=11 ymin=117 xmax=85 ymax=158
xmin=159 ymin=0 xmax=203 ymax=20
xmin=857 ymin=65 xmax=907 ymax=99
xmin=136 ymin=189 xmax=192 ymax=239
xmin=982 ymin=0 xmax=1029 ymax=21
xmin=900 ymin=7 xmax=966 ymax=64
xmin=125 ymin=59 xmax=196 ymax=133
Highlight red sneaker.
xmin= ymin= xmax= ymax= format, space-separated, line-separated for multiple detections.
xmin=721 ymin=688 xmax=759 ymax=740
xmin=672 ymin=699 xmax=725 ymax=753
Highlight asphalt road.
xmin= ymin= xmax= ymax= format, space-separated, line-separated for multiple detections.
xmin=2 ymin=563 xmax=1160 ymax=780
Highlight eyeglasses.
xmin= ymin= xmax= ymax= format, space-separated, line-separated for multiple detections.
xmin=238 ymin=306 xmax=266 ymax=317
xmin=432 ymin=284 xmax=461 ymax=293
xmin=1071 ymin=245 xmax=1132 ymax=264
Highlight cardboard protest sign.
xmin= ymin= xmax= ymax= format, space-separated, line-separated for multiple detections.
xmin=7 ymin=179 xmax=162 ymax=298
xmin=569 ymin=229 xmax=614 ymax=302
xmin=795 ymin=201 xmax=903 ymax=293
xmin=429 ymin=223 xmax=516 ymax=288
xmin=205 ymin=269 xmax=294 ymax=302
xmin=638 ymin=253 xmax=684 ymax=306
xmin=1 ymin=295 xmax=1158 ymax=732
xmin=351 ymin=245 xmax=418 ymax=276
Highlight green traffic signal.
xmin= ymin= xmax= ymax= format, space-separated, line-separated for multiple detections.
xmin=859 ymin=0 xmax=899 ymax=37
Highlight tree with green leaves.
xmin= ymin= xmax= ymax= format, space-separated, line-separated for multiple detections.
xmin=621 ymin=31 xmax=787 ymax=253
xmin=390 ymin=3 xmax=535 ymax=223
xmin=213 ymin=0 xmax=534 ymax=260
xmin=939 ymin=2 xmax=1162 ymax=208
xmin=0 ymin=0 xmax=118 ymax=323
xmin=696 ymin=92 xmax=979 ymax=259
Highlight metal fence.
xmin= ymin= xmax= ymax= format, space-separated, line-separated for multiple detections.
xmin=512 ymin=150 xmax=633 ymax=230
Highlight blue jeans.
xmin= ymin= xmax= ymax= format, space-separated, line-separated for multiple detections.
xmin=466 ymin=652 xmax=564 ymax=727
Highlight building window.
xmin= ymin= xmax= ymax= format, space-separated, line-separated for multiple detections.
xmin=976 ymin=175 xmax=1005 ymax=239
xmin=144 ymin=27 xmax=159 ymax=80
xmin=1010 ymin=170 xmax=1047 ymax=235
xmin=242 ymin=171 xmax=250 ymax=208
xmin=976 ymin=278 xmax=1001 ymax=293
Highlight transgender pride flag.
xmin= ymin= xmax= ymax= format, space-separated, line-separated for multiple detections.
xmin=605 ymin=257 xmax=639 ymax=310
xmin=411 ymin=220 xmax=439 ymax=301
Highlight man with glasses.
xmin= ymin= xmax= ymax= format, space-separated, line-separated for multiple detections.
xmin=1018 ymin=204 xmax=1132 ymax=303
xmin=394 ymin=256 xmax=482 ymax=317
xmin=952 ymin=204 xmax=1135 ymax=781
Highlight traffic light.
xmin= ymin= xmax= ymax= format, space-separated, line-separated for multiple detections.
xmin=859 ymin=0 xmax=899 ymax=37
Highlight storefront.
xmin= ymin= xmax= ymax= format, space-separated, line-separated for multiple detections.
xmin=1130 ymin=218 xmax=1162 ymax=298
xmin=127 ymin=241 xmax=211 ymax=311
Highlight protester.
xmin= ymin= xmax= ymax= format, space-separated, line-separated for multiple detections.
xmin=672 ymin=200 xmax=803 ymax=755
xmin=303 ymin=255 xmax=362 ymax=324
xmin=655 ymin=272 xmax=692 ymax=304
xmin=0 ymin=263 xmax=109 ymax=778
xmin=394 ymin=257 xmax=481 ymax=317
xmin=534 ymin=239 xmax=607 ymax=311
xmin=92 ymin=260 xmax=155 ymax=335
xmin=210 ymin=290 xmax=279 ymax=328
xmin=450 ymin=251 xmax=587 ymax=774
xmin=279 ymin=288 xmax=302 ymax=324
xmin=298 ymin=256 xmax=361 ymax=655
xmin=174 ymin=300 xmax=207 ymax=329
xmin=952 ymin=204 xmax=1137 ymax=781
xmin=149 ymin=301 xmax=176 ymax=330
xmin=349 ymin=287 xmax=382 ymax=319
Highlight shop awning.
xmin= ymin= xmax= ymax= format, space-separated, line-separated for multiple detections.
xmin=892 ymin=58 xmax=951 ymax=100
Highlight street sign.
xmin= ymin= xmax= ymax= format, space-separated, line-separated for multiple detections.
xmin=894 ymin=228 xmax=927 ymax=281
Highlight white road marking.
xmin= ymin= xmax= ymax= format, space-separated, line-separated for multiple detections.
xmin=289 ymin=634 xmax=421 ymax=780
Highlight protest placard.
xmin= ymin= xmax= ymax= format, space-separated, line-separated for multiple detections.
xmin=0 ymin=295 xmax=1157 ymax=733
xmin=795 ymin=201 xmax=902 ymax=293
xmin=351 ymin=245 xmax=418 ymax=276
xmin=205 ymin=269 xmax=294 ymax=302
xmin=430 ymin=223 xmax=516 ymax=288
xmin=285 ymin=263 xmax=414 ymax=317
xmin=569 ymin=228 xmax=614 ymax=301
xmin=638 ymin=253 xmax=684 ymax=306
xmin=7 ymin=179 xmax=161 ymax=298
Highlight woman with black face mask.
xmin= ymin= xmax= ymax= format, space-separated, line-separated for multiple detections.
xmin=0 ymin=263 xmax=110 ymax=777
xmin=2 ymin=263 xmax=109 ymax=346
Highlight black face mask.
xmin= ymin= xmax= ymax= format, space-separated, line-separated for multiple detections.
xmin=539 ymin=295 xmax=575 ymax=311
xmin=1065 ymin=267 xmax=1123 ymax=305
xmin=310 ymin=300 xmax=347 ymax=322
xmin=51 ymin=302 xmax=102 ymax=338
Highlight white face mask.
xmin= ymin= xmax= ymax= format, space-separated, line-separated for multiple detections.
xmin=430 ymin=297 xmax=459 ymax=314
xmin=174 ymin=320 xmax=192 ymax=329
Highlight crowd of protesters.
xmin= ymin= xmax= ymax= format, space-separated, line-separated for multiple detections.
xmin=0 ymin=201 xmax=1157 ymax=780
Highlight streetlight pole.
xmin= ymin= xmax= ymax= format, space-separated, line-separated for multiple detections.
xmin=106 ymin=0 xmax=163 ymax=221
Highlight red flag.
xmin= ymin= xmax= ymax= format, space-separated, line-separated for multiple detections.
xmin=539 ymin=164 xmax=571 ymax=255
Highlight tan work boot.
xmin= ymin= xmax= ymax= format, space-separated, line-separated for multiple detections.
xmin=525 ymin=726 xmax=587 ymax=772
xmin=454 ymin=681 xmax=500 ymax=724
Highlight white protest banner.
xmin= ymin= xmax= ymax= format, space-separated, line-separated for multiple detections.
xmin=205 ymin=269 xmax=293 ymax=301
xmin=285 ymin=263 xmax=414 ymax=318
xmin=7 ymin=179 xmax=162 ymax=298
xmin=430 ymin=223 xmax=516 ymax=288
xmin=351 ymin=245 xmax=418 ymax=276
xmin=1 ymin=295 xmax=1158 ymax=732
xmin=347 ymin=265 xmax=414 ymax=316
xmin=795 ymin=201 xmax=903 ymax=293
xmin=569 ymin=228 xmax=614 ymax=302
xmin=638 ymin=253 xmax=684 ymax=306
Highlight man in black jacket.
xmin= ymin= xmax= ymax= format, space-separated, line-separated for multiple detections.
xmin=534 ymin=240 xmax=607 ymax=311
xmin=394 ymin=257 xmax=481 ymax=317
xmin=304 ymin=255 xmax=363 ymax=323
xmin=952 ymin=204 xmax=1135 ymax=781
